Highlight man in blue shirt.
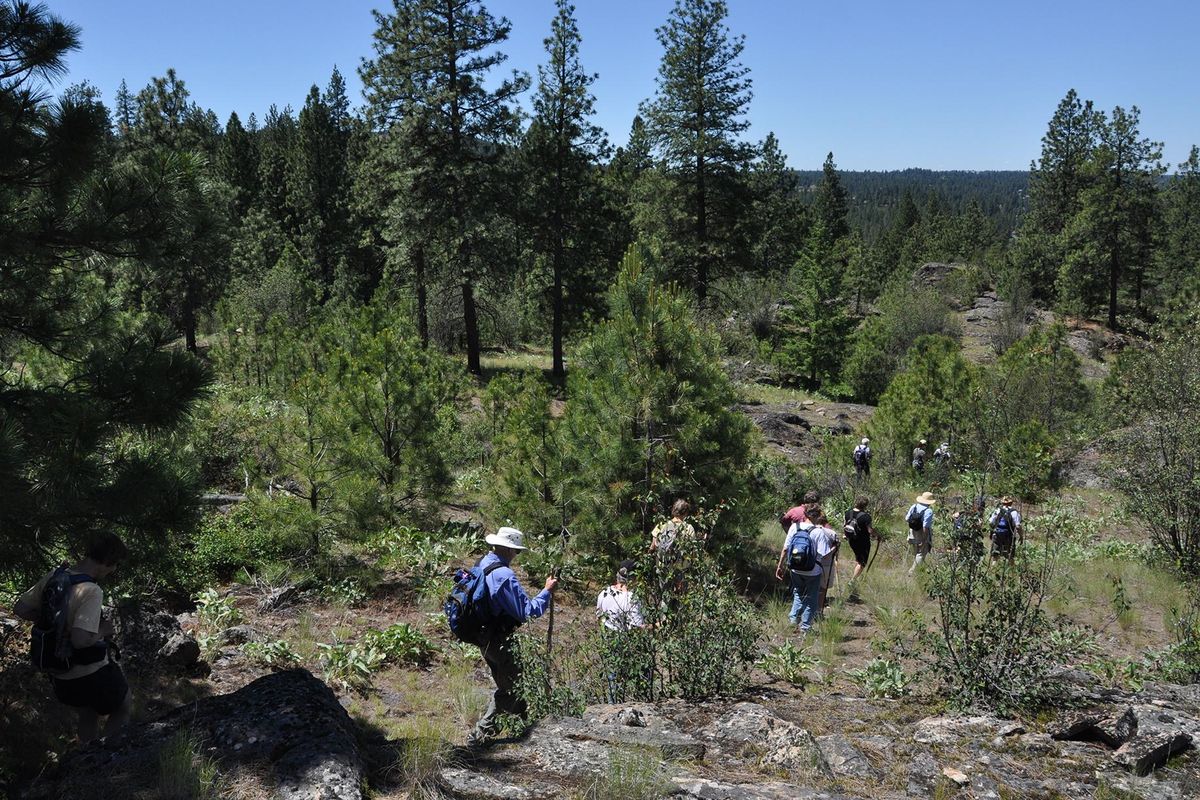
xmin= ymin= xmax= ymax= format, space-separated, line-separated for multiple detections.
xmin=906 ymin=492 xmax=936 ymax=574
xmin=467 ymin=526 xmax=558 ymax=748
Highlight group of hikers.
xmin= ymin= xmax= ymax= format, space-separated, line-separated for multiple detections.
xmin=10 ymin=477 xmax=1026 ymax=751
xmin=852 ymin=437 xmax=953 ymax=478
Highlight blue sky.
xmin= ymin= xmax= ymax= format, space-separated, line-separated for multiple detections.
xmin=48 ymin=0 xmax=1200 ymax=171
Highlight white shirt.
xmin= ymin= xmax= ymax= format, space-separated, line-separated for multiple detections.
xmin=596 ymin=585 xmax=645 ymax=631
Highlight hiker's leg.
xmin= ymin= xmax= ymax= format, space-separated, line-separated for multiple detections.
xmin=799 ymin=574 xmax=821 ymax=631
xmin=77 ymin=708 xmax=100 ymax=743
xmin=788 ymin=574 xmax=803 ymax=626
xmin=474 ymin=635 xmax=522 ymax=739
xmin=104 ymin=687 xmax=132 ymax=736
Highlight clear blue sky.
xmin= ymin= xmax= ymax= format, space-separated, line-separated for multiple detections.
xmin=49 ymin=0 xmax=1200 ymax=171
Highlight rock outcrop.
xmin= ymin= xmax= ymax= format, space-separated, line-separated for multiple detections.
xmin=25 ymin=669 xmax=364 ymax=800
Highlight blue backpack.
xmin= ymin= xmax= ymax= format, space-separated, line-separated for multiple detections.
xmin=993 ymin=507 xmax=1016 ymax=537
xmin=29 ymin=566 xmax=108 ymax=674
xmin=444 ymin=562 xmax=504 ymax=644
xmin=787 ymin=526 xmax=817 ymax=572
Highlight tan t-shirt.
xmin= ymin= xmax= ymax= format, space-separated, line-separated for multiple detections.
xmin=19 ymin=568 xmax=108 ymax=680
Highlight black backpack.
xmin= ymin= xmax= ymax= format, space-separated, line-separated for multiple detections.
xmin=853 ymin=446 xmax=869 ymax=468
xmin=906 ymin=504 xmax=928 ymax=532
xmin=993 ymin=507 xmax=1016 ymax=537
xmin=444 ymin=561 xmax=506 ymax=644
xmin=29 ymin=566 xmax=108 ymax=674
xmin=844 ymin=509 xmax=863 ymax=538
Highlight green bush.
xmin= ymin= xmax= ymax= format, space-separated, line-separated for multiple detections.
xmin=189 ymin=500 xmax=312 ymax=584
xmin=362 ymin=623 xmax=438 ymax=666
xmin=241 ymin=639 xmax=301 ymax=670
xmin=318 ymin=639 xmax=386 ymax=694
xmin=760 ymin=641 xmax=818 ymax=686
xmin=850 ymin=657 xmax=912 ymax=698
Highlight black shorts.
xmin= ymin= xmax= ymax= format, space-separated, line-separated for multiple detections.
xmin=53 ymin=662 xmax=128 ymax=715
xmin=991 ymin=532 xmax=1014 ymax=556
xmin=847 ymin=531 xmax=871 ymax=566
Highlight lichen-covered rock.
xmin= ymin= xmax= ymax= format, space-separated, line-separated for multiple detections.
xmin=700 ymin=702 xmax=831 ymax=780
xmin=816 ymin=734 xmax=876 ymax=779
xmin=25 ymin=669 xmax=364 ymax=800
xmin=1113 ymin=732 xmax=1193 ymax=777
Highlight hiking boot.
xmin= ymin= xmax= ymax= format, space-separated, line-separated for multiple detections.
xmin=465 ymin=730 xmax=492 ymax=749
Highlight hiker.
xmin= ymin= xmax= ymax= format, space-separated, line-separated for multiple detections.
xmin=905 ymin=491 xmax=936 ymax=573
xmin=775 ymin=513 xmax=822 ymax=633
xmin=843 ymin=496 xmax=877 ymax=580
xmin=809 ymin=510 xmax=840 ymax=611
xmin=596 ymin=560 xmax=646 ymax=632
xmin=779 ymin=491 xmax=820 ymax=537
xmin=852 ymin=438 xmax=872 ymax=479
xmin=596 ymin=560 xmax=650 ymax=702
xmin=933 ymin=442 xmax=952 ymax=467
xmin=912 ymin=440 xmax=928 ymax=474
xmin=988 ymin=496 xmax=1024 ymax=561
xmin=649 ymin=499 xmax=702 ymax=555
xmin=465 ymin=527 xmax=558 ymax=748
xmin=950 ymin=498 xmax=985 ymax=557
xmin=12 ymin=532 xmax=131 ymax=744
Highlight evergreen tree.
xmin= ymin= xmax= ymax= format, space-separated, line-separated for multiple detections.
xmin=1154 ymin=146 xmax=1200 ymax=306
xmin=1058 ymin=106 xmax=1162 ymax=327
xmin=746 ymin=132 xmax=806 ymax=277
xmin=361 ymin=0 xmax=529 ymax=374
xmin=0 ymin=2 xmax=210 ymax=577
xmin=640 ymin=0 xmax=754 ymax=302
xmin=218 ymin=111 xmax=259 ymax=217
xmin=524 ymin=0 xmax=610 ymax=377
xmin=813 ymin=152 xmax=850 ymax=248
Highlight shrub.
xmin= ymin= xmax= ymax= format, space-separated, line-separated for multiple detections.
xmin=194 ymin=588 xmax=241 ymax=658
xmin=760 ymin=641 xmax=818 ymax=686
xmin=241 ymin=639 xmax=301 ymax=670
xmin=917 ymin=547 xmax=1078 ymax=714
xmin=188 ymin=500 xmax=312 ymax=585
xmin=362 ymin=623 xmax=437 ymax=666
xmin=318 ymin=639 xmax=386 ymax=693
xmin=849 ymin=657 xmax=912 ymax=698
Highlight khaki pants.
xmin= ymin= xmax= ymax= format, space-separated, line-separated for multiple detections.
xmin=908 ymin=528 xmax=932 ymax=572
xmin=473 ymin=633 xmax=525 ymax=739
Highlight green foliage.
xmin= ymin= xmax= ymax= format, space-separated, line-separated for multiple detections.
xmin=241 ymin=639 xmax=301 ymax=670
xmin=157 ymin=731 xmax=223 ymax=800
xmin=1105 ymin=324 xmax=1200 ymax=575
xmin=362 ymin=623 xmax=437 ymax=666
xmin=318 ymin=638 xmax=386 ymax=694
xmin=919 ymin=548 xmax=1076 ymax=714
xmin=845 ymin=285 xmax=961 ymax=403
xmin=868 ymin=335 xmax=977 ymax=467
xmin=849 ymin=658 xmax=912 ymax=698
xmin=555 ymin=247 xmax=765 ymax=560
xmin=194 ymin=588 xmax=242 ymax=657
xmin=759 ymin=641 xmax=818 ymax=686
xmin=189 ymin=501 xmax=312 ymax=585
xmin=319 ymin=576 xmax=368 ymax=607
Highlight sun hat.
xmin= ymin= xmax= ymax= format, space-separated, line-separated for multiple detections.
xmin=919 ymin=439 xmax=927 ymax=446
xmin=861 ymin=437 xmax=870 ymax=445
xmin=485 ymin=526 xmax=527 ymax=551
xmin=1001 ymin=496 xmax=1015 ymax=505
xmin=916 ymin=491 xmax=936 ymax=505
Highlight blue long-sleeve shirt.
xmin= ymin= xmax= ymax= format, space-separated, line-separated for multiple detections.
xmin=480 ymin=551 xmax=551 ymax=625
xmin=908 ymin=503 xmax=934 ymax=534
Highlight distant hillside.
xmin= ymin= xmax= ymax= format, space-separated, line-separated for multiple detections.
xmin=792 ymin=168 xmax=1029 ymax=242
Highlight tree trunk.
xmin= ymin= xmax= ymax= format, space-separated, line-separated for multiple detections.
xmin=552 ymin=231 xmax=565 ymax=378
xmin=183 ymin=297 xmax=197 ymax=353
xmin=1108 ymin=241 xmax=1120 ymax=330
xmin=463 ymin=280 xmax=482 ymax=375
xmin=414 ymin=245 xmax=429 ymax=348
xmin=696 ymin=155 xmax=708 ymax=303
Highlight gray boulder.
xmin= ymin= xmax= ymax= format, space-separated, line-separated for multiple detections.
xmin=157 ymin=632 xmax=201 ymax=666
xmin=25 ymin=669 xmax=364 ymax=800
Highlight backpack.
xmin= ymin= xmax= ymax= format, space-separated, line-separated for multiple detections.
xmin=853 ymin=446 xmax=869 ymax=468
xmin=28 ymin=566 xmax=107 ymax=674
xmin=844 ymin=509 xmax=863 ymax=538
xmin=906 ymin=504 xmax=927 ymax=532
xmin=444 ymin=561 xmax=506 ymax=645
xmin=912 ymin=450 xmax=926 ymax=469
xmin=787 ymin=525 xmax=817 ymax=572
xmin=993 ymin=507 xmax=1016 ymax=537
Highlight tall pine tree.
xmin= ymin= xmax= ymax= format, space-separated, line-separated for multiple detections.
xmin=640 ymin=0 xmax=754 ymax=302
xmin=362 ymin=0 xmax=528 ymax=374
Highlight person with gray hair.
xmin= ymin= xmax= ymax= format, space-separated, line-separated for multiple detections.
xmin=465 ymin=526 xmax=558 ymax=748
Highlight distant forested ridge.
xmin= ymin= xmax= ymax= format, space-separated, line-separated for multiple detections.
xmin=791 ymin=169 xmax=1029 ymax=242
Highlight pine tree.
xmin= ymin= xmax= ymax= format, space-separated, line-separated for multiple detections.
xmin=1154 ymin=145 xmax=1200 ymax=305
xmin=813 ymin=152 xmax=850 ymax=248
xmin=523 ymin=0 xmax=609 ymax=376
xmin=218 ymin=111 xmax=259 ymax=217
xmin=361 ymin=0 xmax=528 ymax=374
xmin=1058 ymin=106 xmax=1162 ymax=327
xmin=0 ymin=2 xmax=210 ymax=577
xmin=746 ymin=132 xmax=806 ymax=277
xmin=640 ymin=0 xmax=754 ymax=302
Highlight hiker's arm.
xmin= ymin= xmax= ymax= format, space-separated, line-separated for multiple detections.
xmin=497 ymin=575 xmax=552 ymax=623
xmin=775 ymin=538 xmax=790 ymax=580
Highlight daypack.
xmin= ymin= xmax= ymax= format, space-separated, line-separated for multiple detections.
xmin=853 ymin=446 xmax=870 ymax=468
xmin=28 ymin=566 xmax=107 ymax=674
xmin=993 ymin=507 xmax=1016 ymax=537
xmin=906 ymin=504 xmax=928 ymax=532
xmin=444 ymin=562 xmax=506 ymax=644
xmin=844 ymin=509 xmax=863 ymax=538
xmin=912 ymin=450 xmax=926 ymax=470
xmin=787 ymin=525 xmax=817 ymax=572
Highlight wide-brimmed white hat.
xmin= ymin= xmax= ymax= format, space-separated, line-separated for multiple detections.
xmin=916 ymin=491 xmax=936 ymax=505
xmin=485 ymin=526 xmax=527 ymax=551
xmin=861 ymin=437 xmax=870 ymax=445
